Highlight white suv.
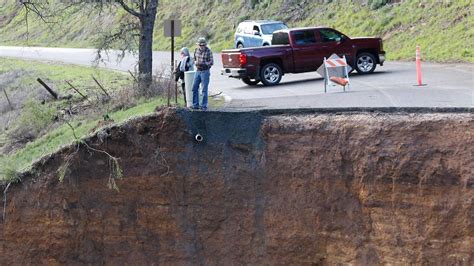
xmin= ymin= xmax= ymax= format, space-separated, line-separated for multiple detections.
xmin=234 ymin=20 xmax=288 ymax=48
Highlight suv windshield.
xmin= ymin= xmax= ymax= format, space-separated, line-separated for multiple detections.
xmin=261 ymin=23 xmax=288 ymax=35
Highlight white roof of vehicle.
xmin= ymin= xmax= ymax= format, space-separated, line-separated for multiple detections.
xmin=241 ymin=20 xmax=284 ymax=24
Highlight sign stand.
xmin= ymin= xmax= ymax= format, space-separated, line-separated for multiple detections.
xmin=171 ymin=20 xmax=174 ymax=83
xmin=164 ymin=19 xmax=182 ymax=105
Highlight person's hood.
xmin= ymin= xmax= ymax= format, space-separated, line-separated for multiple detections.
xmin=181 ymin=47 xmax=191 ymax=57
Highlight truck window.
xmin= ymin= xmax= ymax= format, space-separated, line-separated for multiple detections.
xmin=272 ymin=32 xmax=290 ymax=45
xmin=319 ymin=29 xmax=344 ymax=42
xmin=293 ymin=30 xmax=317 ymax=45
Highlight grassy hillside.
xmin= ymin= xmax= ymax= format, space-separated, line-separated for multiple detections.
xmin=0 ymin=0 xmax=473 ymax=62
xmin=0 ymin=56 xmax=226 ymax=184
xmin=0 ymin=57 xmax=171 ymax=184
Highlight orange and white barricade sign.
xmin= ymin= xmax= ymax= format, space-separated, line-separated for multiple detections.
xmin=323 ymin=55 xmax=351 ymax=93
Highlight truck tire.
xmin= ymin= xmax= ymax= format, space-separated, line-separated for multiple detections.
xmin=242 ymin=77 xmax=260 ymax=86
xmin=237 ymin=43 xmax=244 ymax=49
xmin=260 ymin=63 xmax=282 ymax=86
xmin=355 ymin=52 xmax=376 ymax=74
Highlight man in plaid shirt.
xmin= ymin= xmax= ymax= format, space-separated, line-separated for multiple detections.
xmin=192 ymin=37 xmax=214 ymax=110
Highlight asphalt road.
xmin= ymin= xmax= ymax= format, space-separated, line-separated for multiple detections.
xmin=1 ymin=46 xmax=472 ymax=109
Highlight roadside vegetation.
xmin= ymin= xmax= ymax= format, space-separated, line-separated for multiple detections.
xmin=0 ymin=57 xmax=200 ymax=185
xmin=0 ymin=0 xmax=472 ymax=62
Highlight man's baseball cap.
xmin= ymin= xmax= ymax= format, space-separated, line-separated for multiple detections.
xmin=196 ymin=37 xmax=207 ymax=45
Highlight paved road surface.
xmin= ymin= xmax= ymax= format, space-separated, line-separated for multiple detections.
xmin=1 ymin=46 xmax=472 ymax=109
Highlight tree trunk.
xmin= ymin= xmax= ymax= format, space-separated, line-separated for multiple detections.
xmin=138 ymin=0 xmax=158 ymax=88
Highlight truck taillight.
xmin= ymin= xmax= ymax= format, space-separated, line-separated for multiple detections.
xmin=239 ymin=53 xmax=247 ymax=66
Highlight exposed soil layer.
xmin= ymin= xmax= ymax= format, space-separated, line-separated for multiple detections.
xmin=1 ymin=108 xmax=473 ymax=264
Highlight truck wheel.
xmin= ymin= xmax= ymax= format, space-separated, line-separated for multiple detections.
xmin=242 ymin=77 xmax=260 ymax=86
xmin=260 ymin=63 xmax=282 ymax=86
xmin=355 ymin=52 xmax=376 ymax=74
xmin=237 ymin=43 xmax=244 ymax=49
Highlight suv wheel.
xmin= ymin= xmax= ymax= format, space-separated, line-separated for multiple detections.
xmin=260 ymin=63 xmax=282 ymax=86
xmin=355 ymin=52 xmax=376 ymax=74
xmin=242 ymin=77 xmax=260 ymax=86
xmin=237 ymin=43 xmax=244 ymax=49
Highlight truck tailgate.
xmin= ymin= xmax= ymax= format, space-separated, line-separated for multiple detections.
xmin=221 ymin=50 xmax=242 ymax=68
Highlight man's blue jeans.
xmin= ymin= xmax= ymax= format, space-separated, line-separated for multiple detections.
xmin=192 ymin=69 xmax=210 ymax=109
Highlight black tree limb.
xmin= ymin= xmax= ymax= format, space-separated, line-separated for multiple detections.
xmin=116 ymin=0 xmax=142 ymax=17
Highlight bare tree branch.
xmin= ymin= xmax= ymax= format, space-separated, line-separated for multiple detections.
xmin=20 ymin=0 xmax=66 ymax=44
xmin=19 ymin=0 xmax=58 ymax=24
xmin=24 ymin=5 xmax=29 ymax=44
xmin=18 ymin=0 xmax=157 ymax=89
xmin=93 ymin=20 xmax=139 ymax=64
xmin=140 ymin=0 xmax=146 ymax=14
xmin=116 ymin=0 xmax=142 ymax=17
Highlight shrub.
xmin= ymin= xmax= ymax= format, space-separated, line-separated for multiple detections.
xmin=0 ymin=157 xmax=20 ymax=185
xmin=247 ymin=0 xmax=260 ymax=8
xmin=369 ymin=0 xmax=388 ymax=10
xmin=9 ymin=98 xmax=56 ymax=143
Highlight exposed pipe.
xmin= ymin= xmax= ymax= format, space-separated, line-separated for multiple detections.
xmin=195 ymin=133 xmax=203 ymax=142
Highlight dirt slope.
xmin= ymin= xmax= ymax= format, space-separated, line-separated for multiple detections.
xmin=0 ymin=108 xmax=472 ymax=264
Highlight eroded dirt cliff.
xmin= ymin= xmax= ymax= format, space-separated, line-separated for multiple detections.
xmin=1 ymin=108 xmax=473 ymax=264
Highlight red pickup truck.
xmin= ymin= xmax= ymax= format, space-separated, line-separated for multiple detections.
xmin=221 ymin=27 xmax=385 ymax=86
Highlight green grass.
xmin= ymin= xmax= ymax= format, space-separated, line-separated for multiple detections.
xmin=0 ymin=57 xmax=169 ymax=184
xmin=1 ymin=0 xmax=472 ymax=62
xmin=299 ymin=0 xmax=473 ymax=62
xmin=0 ymin=97 xmax=170 ymax=184
xmin=0 ymin=57 xmax=131 ymax=95
xmin=0 ymin=56 xmax=224 ymax=185
xmin=0 ymin=95 xmax=224 ymax=184
xmin=0 ymin=56 xmax=134 ymax=163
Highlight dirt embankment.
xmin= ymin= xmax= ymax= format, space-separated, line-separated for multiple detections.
xmin=0 ymin=108 xmax=473 ymax=264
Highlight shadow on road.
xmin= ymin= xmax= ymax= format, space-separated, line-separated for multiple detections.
xmin=228 ymin=70 xmax=393 ymax=90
